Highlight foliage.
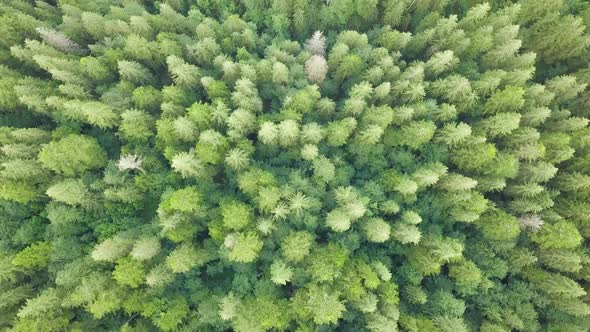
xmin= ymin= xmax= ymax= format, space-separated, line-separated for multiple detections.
xmin=0 ymin=0 xmax=589 ymax=331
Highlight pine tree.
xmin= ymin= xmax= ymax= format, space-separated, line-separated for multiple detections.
xmin=113 ymin=257 xmax=145 ymax=288
xmin=91 ymin=236 xmax=132 ymax=262
xmin=363 ymin=218 xmax=391 ymax=243
xmin=281 ymin=231 xmax=314 ymax=262
xmin=226 ymin=232 xmax=263 ymax=263
xmin=167 ymin=55 xmax=201 ymax=87
xmin=120 ymin=109 xmax=154 ymax=141
xmin=12 ymin=242 xmax=53 ymax=269
xmin=270 ymin=259 xmax=293 ymax=285
xmin=38 ymin=135 xmax=108 ymax=176
xmin=305 ymin=286 xmax=346 ymax=325
xmin=46 ymin=179 xmax=90 ymax=206
xmin=171 ymin=152 xmax=204 ymax=178
xmin=166 ymin=244 xmax=201 ymax=274
xmin=118 ymin=60 xmax=155 ymax=85
xmin=130 ymin=237 xmax=161 ymax=261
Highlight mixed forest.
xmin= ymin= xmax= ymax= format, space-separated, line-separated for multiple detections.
xmin=1 ymin=0 xmax=590 ymax=331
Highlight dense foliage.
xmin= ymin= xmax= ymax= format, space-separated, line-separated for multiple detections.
xmin=1 ymin=0 xmax=590 ymax=331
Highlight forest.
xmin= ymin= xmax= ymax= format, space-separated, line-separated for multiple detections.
xmin=1 ymin=0 xmax=590 ymax=331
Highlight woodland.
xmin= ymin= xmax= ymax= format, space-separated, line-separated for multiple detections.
xmin=1 ymin=0 xmax=590 ymax=331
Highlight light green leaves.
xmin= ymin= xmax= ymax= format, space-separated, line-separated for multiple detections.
xmin=226 ymin=233 xmax=263 ymax=263
xmin=222 ymin=200 xmax=253 ymax=231
xmin=38 ymin=135 xmax=107 ymax=176
xmin=270 ymin=260 xmax=293 ymax=285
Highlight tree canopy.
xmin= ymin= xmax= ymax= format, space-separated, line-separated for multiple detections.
xmin=1 ymin=0 xmax=590 ymax=331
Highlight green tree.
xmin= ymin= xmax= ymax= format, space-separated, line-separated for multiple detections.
xmin=113 ymin=257 xmax=145 ymax=288
xmin=130 ymin=237 xmax=161 ymax=261
xmin=307 ymin=243 xmax=348 ymax=283
xmin=363 ymin=218 xmax=391 ymax=243
xmin=120 ymin=109 xmax=154 ymax=141
xmin=270 ymin=260 xmax=293 ymax=285
xmin=46 ymin=179 xmax=90 ymax=206
xmin=221 ymin=200 xmax=253 ymax=231
xmin=38 ymin=135 xmax=107 ymax=176
xmin=530 ymin=220 xmax=582 ymax=249
xmin=305 ymin=286 xmax=346 ymax=325
xmin=12 ymin=242 xmax=53 ymax=269
xmin=166 ymin=244 xmax=202 ymax=274
xmin=281 ymin=231 xmax=314 ymax=262
xmin=226 ymin=232 xmax=263 ymax=263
